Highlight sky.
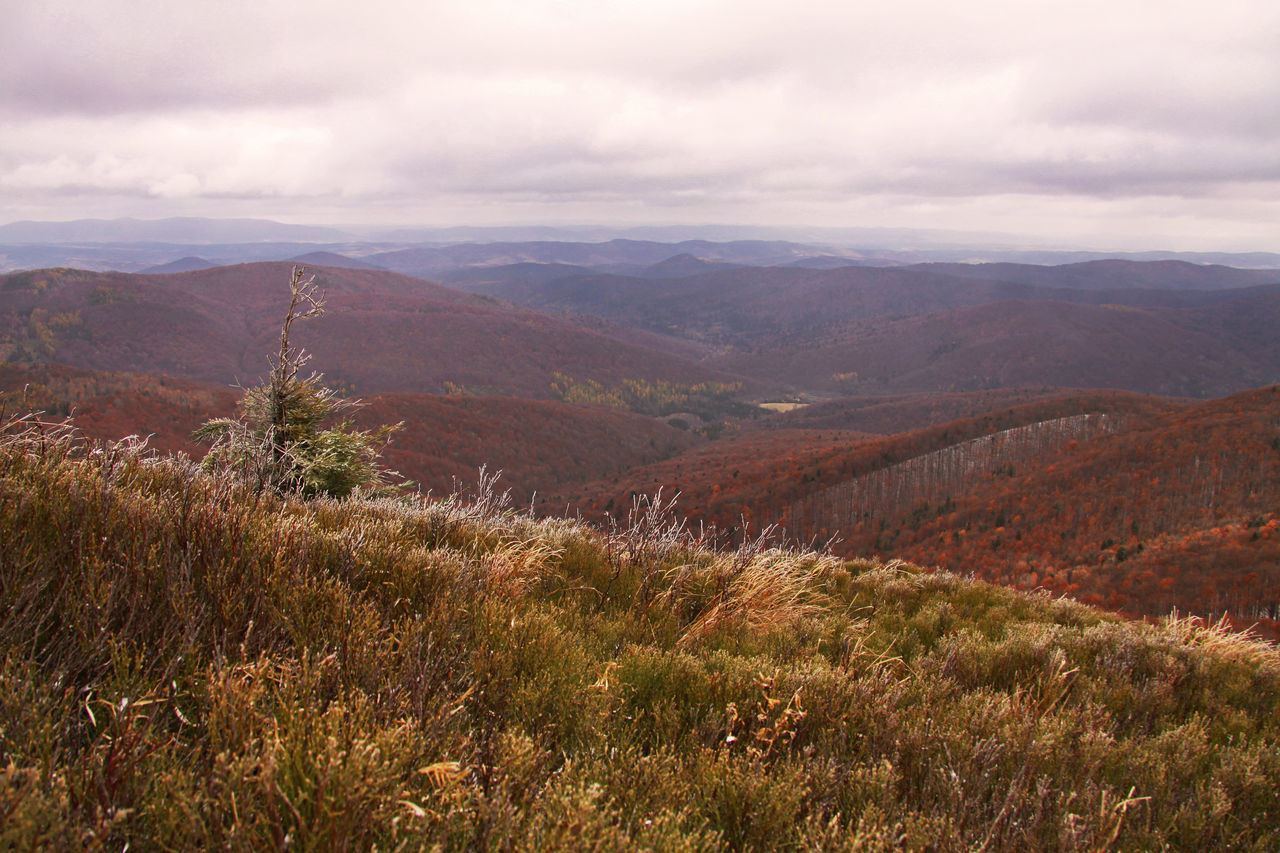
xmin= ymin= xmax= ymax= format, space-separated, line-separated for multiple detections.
xmin=2 ymin=0 xmax=1278 ymax=251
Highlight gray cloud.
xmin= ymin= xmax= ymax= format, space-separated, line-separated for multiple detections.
xmin=2 ymin=0 xmax=1278 ymax=250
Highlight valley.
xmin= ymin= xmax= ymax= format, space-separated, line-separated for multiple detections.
xmin=3 ymin=243 xmax=1279 ymax=640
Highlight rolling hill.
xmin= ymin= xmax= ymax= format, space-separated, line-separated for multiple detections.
xmin=753 ymin=388 xmax=1164 ymax=434
xmin=715 ymin=294 xmax=1280 ymax=397
xmin=550 ymin=387 xmax=1280 ymax=635
xmin=0 ymin=363 xmax=702 ymax=503
xmin=353 ymin=392 xmax=701 ymax=500
xmin=139 ymin=256 xmax=219 ymax=274
xmin=813 ymin=386 xmax=1280 ymax=629
xmin=451 ymin=260 xmax=1280 ymax=397
xmin=911 ymin=258 xmax=1279 ymax=291
xmin=0 ymin=363 xmax=239 ymax=457
xmin=0 ymin=263 xmax=745 ymax=399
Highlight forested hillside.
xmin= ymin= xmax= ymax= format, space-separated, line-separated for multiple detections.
xmin=0 ymin=264 xmax=741 ymax=398
xmin=0 ymin=364 xmax=702 ymax=503
xmin=554 ymin=389 xmax=1280 ymax=636
xmin=455 ymin=259 xmax=1280 ymax=397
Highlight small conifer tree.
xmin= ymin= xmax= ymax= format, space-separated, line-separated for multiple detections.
xmin=194 ymin=266 xmax=401 ymax=498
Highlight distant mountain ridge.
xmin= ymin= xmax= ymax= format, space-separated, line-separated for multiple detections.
xmin=286 ymin=251 xmax=386 ymax=270
xmin=910 ymin=259 xmax=1279 ymax=290
xmin=366 ymin=238 xmax=856 ymax=280
xmin=2 ymin=217 xmax=1277 ymax=274
xmin=139 ymin=256 xmax=218 ymax=274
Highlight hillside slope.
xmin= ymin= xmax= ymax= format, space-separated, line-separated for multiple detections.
xmin=0 ymin=263 xmax=742 ymax=398
xmin=552 ymin=389 xmax=1280 ymax=631
xmin=355 ymin=392 xmax=700 ymax=500
xmin=7 ymin=261 xmax=1280 ymax=400
xmin=553 ymin=392 xmax=1182 ymax=527
xmin=456 ymin=259 xmax=1280 ymax=397
xmin=912 ymin=259 xmax=1278 ymax=291
xmin=825 ymin=386 xmax=1280 ymax=628
xmin=367 ymin=238 xmax=845 ymax=279
xmin=715 ymin=295 xmax=1280 ymax=397
xmin=755 ymin=387 xmax=1174 ymax=434
xmin=0 ymin=363 xmax=701 ymax=501
xmin=0 ymin=362 xmax=239 ymax=456
xmin=2 ymin=417 xmax=1277 ymax=849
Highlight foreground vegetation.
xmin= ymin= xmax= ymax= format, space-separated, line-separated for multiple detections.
xmin=2 ymin=416 xmax=1279 ymax=850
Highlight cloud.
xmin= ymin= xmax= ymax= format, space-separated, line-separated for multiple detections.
xmin=2 ymin=0 xmax=1278 ymax=249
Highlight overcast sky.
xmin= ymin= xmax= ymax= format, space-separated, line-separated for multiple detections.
xmin=2 ymin=0 xmax=1277 ymax=250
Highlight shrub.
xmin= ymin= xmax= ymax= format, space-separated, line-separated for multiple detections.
xmin=193 ymin=267 xmax=401 ymax=498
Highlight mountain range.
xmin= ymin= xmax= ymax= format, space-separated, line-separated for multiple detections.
xmin=5 ymin=216 xmax=1280 ymax=273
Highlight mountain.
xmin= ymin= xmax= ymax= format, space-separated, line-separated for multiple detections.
xmin=139 ymin=256 xmax=218 ymax=274
xmin=286 ymin=251 xmax=386 ymax=270
xmin=910 ymin=259 xmax=1278 ymax=291
xmin=0 ymin=263 xmax=743 ymax=399
xmin=714 ymin=293 xmax=1280 ymax=397
xmin=755 ymin=388 xmax=1143 ymax=434
xmin=367 ymin=239 xmax=859 ymax=280
xmin=457 ymin=262 xmax=1277 ymax=347
xmin=632 ymin=254 xmax=744 ymax=278
xmin=9 ymin=254 xmax=1280 ymax=410
xmin=549 ymin=391 xmax=1180 ymax=524
xmin=7 ymin=254 xmax=1280 ymax=637
xmin=951 ymin=249 xmax=1280 ymax=269
xmin=0 ymin=362 xmax=238 ymax=457
xmin=6 ymin=251 xmax=1280 ymax=650
xmin=791 ymin=386 xmax=1280 ymax=630
xmin=537 ymin=426 xmax=876 ymax=518
xmin=0 ymin=241 xmax=397 ymax=274
xmin=438 ymin=262 xmax=597 ymax=292
xmin=452 ymin=260 xmax=1280 ymax=398
xmin=353 ymin=392 xmax=700 ymax=500
xmin=456 ymin=265 xmax=1019 ymax=347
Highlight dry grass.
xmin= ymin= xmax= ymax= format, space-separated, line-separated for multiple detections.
xmin=2 ymin=413 xmax=1279 ymax=850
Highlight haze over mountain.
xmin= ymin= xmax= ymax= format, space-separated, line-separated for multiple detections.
xmin=5 ymin=218 xmax=1280 ymax=276
xmin=0 ymin=217 xmax=354 ymax=245
xmin=138 ymin=256 xmax=219 ymax=274
xmin=7 ymin=254 xmax=1280 ymax=403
